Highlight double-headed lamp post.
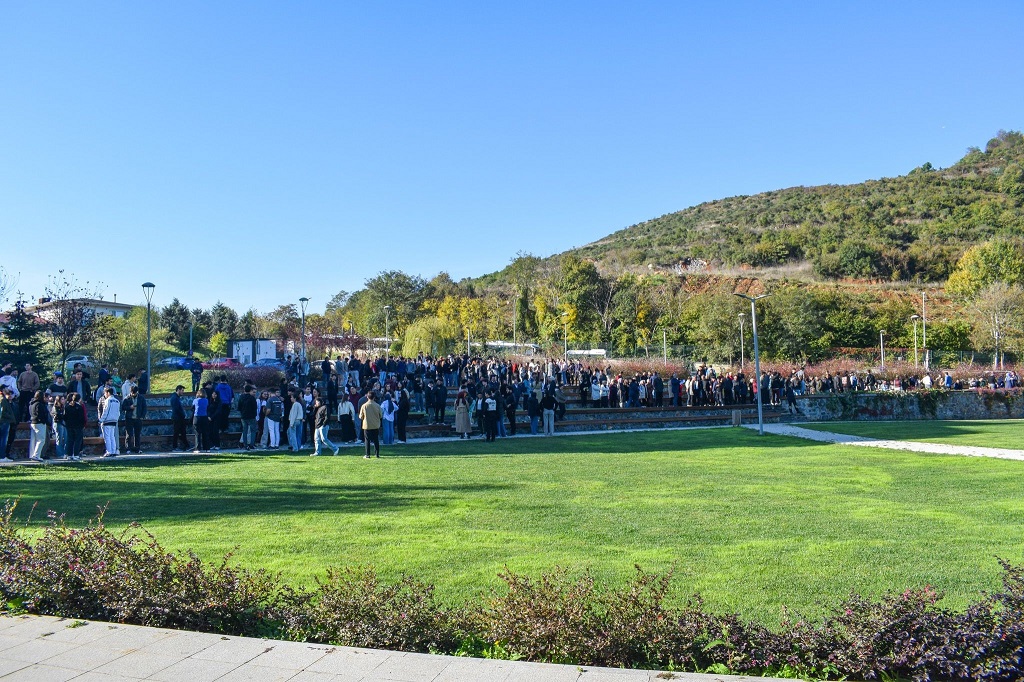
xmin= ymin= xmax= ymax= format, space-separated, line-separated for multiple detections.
xmin=733 ymin=293 xmax=769 ymax=435
xmin=142 ymin=283 xmax=155 ymax=394
xmin=299 ymin=297 xmax=309 ymax=373
xmin=879 ymin=330 xmax=887 ymax=371
xmin=383 ymin=305 xmax=392 ymax=360
xmin=910 ymin=315 xmax=920 ymax=367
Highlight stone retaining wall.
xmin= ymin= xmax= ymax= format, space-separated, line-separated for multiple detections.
xmin=796 ymin=390 xmax=1024 ymax=421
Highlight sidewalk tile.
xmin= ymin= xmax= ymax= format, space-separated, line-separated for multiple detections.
xmin=190 ymin=636 xmax=276 ymax=664
xmin=1 ymin=638 xmax=80 ymax=664
xmin=69 ymin=672 xmax=146 ymax=682
xmin=91 ymin=650 xmax=183 ymax=678
xmin=135 ymin=631 xmax=220 ymax=657
xmin=0 ymin=663 xmax=80 ymax=681
xmin=216 ymin=663 xmax=300 ymax=682
xmin=0 ymin=634 xmax=31 ymax=653
xmin=41 ymin=643 xmax=126 ymax=672
xmin=89 ymin=625 xmax=175 ymax=651
xmin=501 ymin=659 xmax=587 ymax=681
xmin=287 ymin=671 xmax=365 ymax=682
xmin=40 ymin=621 xmax=121 ymax=646
xmin=146 ymin=656 xmax=238 ymax=682
xmin=369 ymin=651 xmax=451 ymax=681
xmin=0 ymin=658 xmax=32 ymax=677
xmin=247 ymin=642 xmax=330 ymax=670
xmin=305 ymin=648 xmax=390 ymax=676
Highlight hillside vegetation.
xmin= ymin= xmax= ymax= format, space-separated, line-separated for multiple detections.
xmin=567 ymin=130 xmax=1024 ymax=282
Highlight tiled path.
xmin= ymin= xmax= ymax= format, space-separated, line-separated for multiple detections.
xmin=750 ymin=423 xmax=1024 ymax=462
xmin=0 ymin=615 xmax=787 ymax=681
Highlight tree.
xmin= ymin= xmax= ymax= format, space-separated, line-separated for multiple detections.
xmin=0 ymin=267 xmax=14 ymax=309
xmin=0 ymin=298 xmax=46 ymax=369
xmin=209 ymin=331 xmax=229 ymax=357
xmin=325 ymin=290 xmax=350 ymax=315
xmin=361 ymin=270 xmax=428 ymax=340
xmin=43 ymin=271 xmax=102 ymax=370
xmin=945 ymin=239 xmax=1024 ymax=300
xmin=161 ymin=298 xmax=192 ymax=350
xmin=969 ymin=283 xmax=1024 ymax=369
xmin=266 ymin=304 xmax=300 ymax=341
xmin=210 ymin=301 xmax=239 ymax=337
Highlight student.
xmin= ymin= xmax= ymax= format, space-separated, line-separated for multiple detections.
xmin=287 ymin=391 xmax=304 ymax=452
xmin=122 ymin=386 xmax=141 ymax=454
xmin=310 ymin=397 xmax=339 ymax=456
xmin=337 ymin=393 xmax=357 ymax=443
xmin=64 ymin=392 xmax=86 ymax=460
xmin=192 ymin=388 xmax=210 ymax=453
xmin=238 ymin=385 xmax=258 ymax=451
xmin=265 ymin=389 xmax=284 ymax=449
xmin=0 ymin=388 xmax=17 ymax=462
xmin=170 ymin=385 xmax=188 ymax=452
xmin=28 ymin=391 xmax=49 ymax=461
xmin=99 ymin=387 xmax=121 ymax=457
xmin=380 ymin=392 xmax=396 ymax=445
xmin=358 ymin=391 xmax=382 ymax=459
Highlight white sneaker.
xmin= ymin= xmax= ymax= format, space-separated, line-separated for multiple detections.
xmin=0 ymin=457 xmax=12 ymax=463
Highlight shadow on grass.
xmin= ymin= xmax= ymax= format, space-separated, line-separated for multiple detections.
xmin=1 ymin=477 xmax=510 ymax=528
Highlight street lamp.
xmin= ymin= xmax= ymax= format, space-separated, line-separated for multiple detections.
xmin=921 ymin=291 xmax=928 ymax=370
xmin=738 ymin=312 xmax=746 ymax=368
xmin=561 ymin=312 xmax=569 ymax=360
xmin=662 ymin=329 xmax=668 ymax=365
xmin=733 ymin=293 xmax=770 ymax=435
xmin=879 ymin=330 xmax=887 ymax=371
xmin=910 ymin=315 xmax=920 ymax=367
xmin=142 ymin=283 xmax=155 ymax=394
xmin=383 ymin=305 xmax=392 ymax=360
xmin=299 ymin=297 xmax=309 ymax=381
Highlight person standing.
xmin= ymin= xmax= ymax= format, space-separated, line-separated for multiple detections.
xmin=310 ymin=397 xmax=339 ymax=456
xmin=432 ymin=381 xmax=447 ymax=424
xmin=207 ymin=390 xmax=223 ymax=451
xmin=395 ymin=387 xmax=410 ymax=444
xmin=170 ymin=385 xmax=188 ymax=451
xmin=192 ymin=388 xmax=209 ymax=453
xmin=190 ymin=359 xmax=203 ymax=393
xmin=337 ymin=394 xmax=357 ymax=443
xmin=540 ymin=391 xmax=556 ymax=436
xmin=17 ymin=363 xmax=40 ymax=422
xmin=358 ymin=391 xmax=382 ymax=459
xmin=380 ymin=392 xmax=396 ymax=445
xmin=454 ymin=390 xmax=471 ymax=439
xmin=265 ymin=389 xmax=284 ymax=449
xmin=237 ymin=385 xmax=258 ymax=451
xmin=64 ymin=392 xmax=86 ymax=460
xmin=287 ymin=392 xmax=304 ymax=452
xmin=482 ymin=390 xmax=498 ymax=442
xmin=28 ymin=391 xmax=49 ymax=461
xmin=122 ymin=386 xmax=141 ymax=454
xmin=98 ymin=387 xmax=121 ymax=457
xmin=0 ymin=388 xmax=17 ymax=462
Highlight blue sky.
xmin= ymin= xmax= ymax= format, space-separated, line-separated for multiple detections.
xmin=2 ymin=1 xmax=1022 ymax=314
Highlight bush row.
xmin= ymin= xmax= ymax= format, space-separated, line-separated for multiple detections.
xmin=2 ymin=503 xmax=1022 ymax=681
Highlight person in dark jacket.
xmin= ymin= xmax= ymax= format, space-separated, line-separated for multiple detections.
xmin=395 ymin=387 xmax=410 ymax=443
xmin=207 ymin=391 xmax=222 ymax=451
xmin=432 ymin=382 xmax=447 ymax=423
xmin=527 ymin=393 xmax=541 ymax=435
xmin=28 ymin=391 xmax=49 ymax=460
xmin=310 ymin=397 xmax=339 ymax=456
xmin=237 ymin=385 xmax=258 ymax=450
xmin=122 ymin=386 xmax=142 ymax=454
xmin=170 ymin=385 xmax=188 ymax=451
xmin=64 ymin=392 xmax=86 ymax=460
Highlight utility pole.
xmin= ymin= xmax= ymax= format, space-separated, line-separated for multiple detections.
xmin=733 ymin=293 xmax=770 ymax=435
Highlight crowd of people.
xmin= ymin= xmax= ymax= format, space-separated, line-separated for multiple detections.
xmin=1 ymin=352 xmax=1020 ymax=463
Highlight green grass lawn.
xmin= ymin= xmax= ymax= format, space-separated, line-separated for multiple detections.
xmin=2 ymin=428 xmax=1023 ymax=625
xmin=150 ymin=368 xmax=192 ymax=394
xmin=801 ymin=419 xmax=1024 ymax=449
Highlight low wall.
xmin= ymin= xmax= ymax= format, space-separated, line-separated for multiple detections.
xmin=795 ymin=390 xmax=1024 ymax=421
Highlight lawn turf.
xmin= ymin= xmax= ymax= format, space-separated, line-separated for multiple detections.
xmin=800 ymin=419 xmax=1024 ymax=450
xmin=2 ymin=428 xmax=1023 ymax=625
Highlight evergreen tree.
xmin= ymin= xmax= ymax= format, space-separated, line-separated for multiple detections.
xmin=161 ymin=298 xmax=192 ymax=349
xmin=0 ymin=299 xmax=46 ymax=368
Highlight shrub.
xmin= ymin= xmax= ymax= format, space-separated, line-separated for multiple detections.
xmin=278 ymin=567 xmax=461 ymax=653
xmin=201 ymin=367 xmax=284 ymax=391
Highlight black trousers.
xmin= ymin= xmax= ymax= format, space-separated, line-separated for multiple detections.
xmin=363 ymin=428 xmax=380 ymax=457
xmin=193 ymin=416 xmax=209 ymax=451
xmin=172 ymin=417 xmax=188 ymax=449
xmin=485 ymin=417 xmax=497 ymax=442
xmin=396 ymin=412 xmax=407 ymax=441
xmin=124 ymin=418 xmax=141 ymax=452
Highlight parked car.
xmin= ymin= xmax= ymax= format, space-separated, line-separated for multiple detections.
xmin=64 ymin=354 xmax=97 ymax=372
xmin=157 ymin=356 xmax=190 ymax=368
xmin=202 ymin=357 xmax=242 ymax=370
xmin=244 ymin=358 xmax=287 ymax=370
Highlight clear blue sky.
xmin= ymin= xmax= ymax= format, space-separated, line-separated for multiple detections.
xmin=2 ymin=1 xmax=1021 ymax=314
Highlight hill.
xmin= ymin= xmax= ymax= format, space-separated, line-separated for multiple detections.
xmin=559 ymin=130 xmax=1024 ymax=283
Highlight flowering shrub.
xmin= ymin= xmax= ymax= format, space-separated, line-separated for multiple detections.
xmin=3 ymin=502 xmax=1024 ymax=679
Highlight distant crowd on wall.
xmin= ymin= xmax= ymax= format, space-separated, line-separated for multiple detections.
xmin=0 ymin=352 xmax=1020 ymax=463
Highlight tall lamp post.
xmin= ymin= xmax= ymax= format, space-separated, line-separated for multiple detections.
xmin=299 ymin=297 xmax=309 ymax=379
xmin=879 ymin=330 xmax=887 ymax=371
xmin=561 ymin=312 xmax=569 ymax=360
xmin=383 ymin=305 xmax=392 ymax=360
xmin=738 ymin=312 xmax=746 ymax=368
xmin=910 ymin=315 xmax=920 ymax=367
xmin=733 ymin=293 xmax=769 ymax=435
xmin=142 ymin=283 xmax=155 ymax=394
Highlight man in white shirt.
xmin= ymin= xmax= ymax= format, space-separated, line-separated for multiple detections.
xmin=121 ymin=374 xmax=136 ymax=399
xmin=99 ymin=387 xmax=121 ymax=457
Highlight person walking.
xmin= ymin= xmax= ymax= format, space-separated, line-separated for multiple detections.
xmin=310 ymin=397 xmax=339 ymax=456
xmin=358 ymin=391 xmax=383 ymax=459
xmin=98 ymin=387 xmax=121 ymax=457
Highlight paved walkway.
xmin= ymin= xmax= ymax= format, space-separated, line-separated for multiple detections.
xmin=749 ymin=423 xmax=1024 ymax=462
xmin=0 ymin=614 xmax=787 ymax=681
xmin=0 ymin=425 xmax=732 ymax=468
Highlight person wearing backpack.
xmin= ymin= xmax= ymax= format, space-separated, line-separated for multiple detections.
xmin=265 ymin=388 xmax=284 ymax=449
